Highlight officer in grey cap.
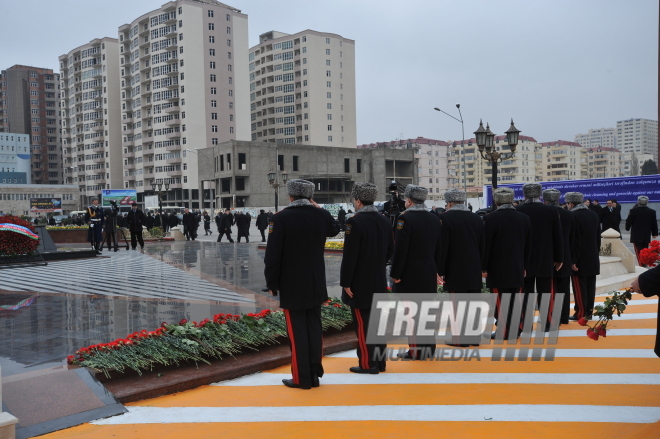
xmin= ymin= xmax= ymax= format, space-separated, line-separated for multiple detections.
xmin=516 ymin=183 xmax=563 ymax=331
xmin=625 ymin=195 xmax=658 ymax=266
xmin=264 ymin=179 xmax=339 ymax=389
xmin=438 ymin=188 xmax=485 ymax=346
xmin=390 ymin=184 xmax=442 ymax=359
xmin=483 ymin=188 xmax=531 ymax=339
xmin=565 ymin=192 xmax=601 ymax=321
xmin=84 ymin=197 xmax=105 ymax=254
xmin=543 ymin=188 xmax=575 ymax=324
xmin=340 ymin=183 xmax=393 ymax=374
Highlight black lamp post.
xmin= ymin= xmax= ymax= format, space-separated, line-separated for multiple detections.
xmin=474 ymin=119 xmax=521 ymax=204
xmin=151 ymin=180 xmax=170 ymax=216
xmin=267 ymin=169 xmax=288 ymax=212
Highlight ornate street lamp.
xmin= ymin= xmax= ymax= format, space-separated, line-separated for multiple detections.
xmin=267 ymin=169 xmax=288 ymax=212
xmin=475 ymin=119 xmax=521 ymax=204
xmin=151 ymin=180 xmax=170 ymax=216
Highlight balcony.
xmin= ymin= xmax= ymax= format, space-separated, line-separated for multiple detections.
xmin=164 ymin=105 xmax=179 ymax=113
xmin=124 ymin=151 xmax=135 ymax=158
xmin=92 ymin=125 xmax=104 ymax=131
xmin=123 ymin=140 xmax=135 ymax=147
xmin=164 ymin=119 xmax=179 ymax=127
xmin=166 ymin=132 xmax=180 ymax=139
xmin=143 ymin=171 xmax=154 ymax=179
xmin=140 ymin=62 xmax=150 ymax=72
xmin=166 ymin=157 xmax=182 ymax=164
xmin=125 ymin=163 xmax=136 ymax=170
xmin=166 ymin=170 xmax=182 ymax=177
xmin=166 ymin=183 xmax=182 ymax=189
xmin=165 ymin=143 xmax=180 ymax=151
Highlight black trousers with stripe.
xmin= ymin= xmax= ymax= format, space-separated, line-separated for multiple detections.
xmin=571 ymin=275 xmax=597 ymax=319
xmin=492 ymin=287 xmax=523 ymax=338
xmin=352 ymin=308 xmax=386 ymax=369
xmin=634 ymin=242 xmax=650 ymax=266
xmin=283 ymin=306 xmax=324 ymax=387
xmin=554 ymin=276 xmax=571 ymax=323
xmin=522 ymin=277 xmax=556 ymax=329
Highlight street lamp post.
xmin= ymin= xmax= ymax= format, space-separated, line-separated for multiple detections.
xmin=434 ymin=105 xmax=466 ymax=195
xmin=151 ymin=180 xmax=171 ymax=215
xmin=474 ymin=119 xmax=521 ymax=205
xmin=267 ymin=169 xmax=288 ymax=212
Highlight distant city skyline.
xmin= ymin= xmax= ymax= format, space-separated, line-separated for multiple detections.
xmin=0 ymin=0 xmax=657 ymax=145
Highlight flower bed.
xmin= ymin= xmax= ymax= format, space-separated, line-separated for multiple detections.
xmin=324 ymin=241 xmax=344 ymax=250
xmin=69 ymin=297 xmax=352 ymax=377
xmin=46 ymin=225 xmax=88 ymax=230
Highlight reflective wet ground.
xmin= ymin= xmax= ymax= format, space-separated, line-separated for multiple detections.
xmin=0 ymin=241 xmax=344 ymax=376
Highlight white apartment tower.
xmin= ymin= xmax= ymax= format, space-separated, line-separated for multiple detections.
xmin=616 ymin=118 xmax=658 ymax=163
xmin=118 ymin=0 xmax=248 ymax=209
xmin=249 ymin=30 xmax=356 ymax=147
xmin=574 ymin=128 xmax=617 ymax=149
xmin=59 ymin=38 xmax=122 ymax=205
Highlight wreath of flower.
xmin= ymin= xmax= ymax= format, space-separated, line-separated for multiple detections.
xmin=0 ymin=215 xmax=39 ymax=257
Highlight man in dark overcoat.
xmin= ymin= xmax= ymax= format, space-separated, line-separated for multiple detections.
xmin=341 ymin=183 xmax=394 ymax=374
xmin=85 ymin=197 xmax=105 ymax=255
xmin=599 ymin=199 xmax=621 ymax=234
xmin=390 ymin=184 xmax=442 ymax=359
xmin=127 ymin=203 xmax=146 ymax=250
xmin=265 ymin=179 xmax=339 ymax=389
xmin=483 ymin=188 xmax=531 ymax=338
xmin=235 ymin=211 xmax=250 ymax=243
xmin=256 ymin=209 xmax=269 ymax=242
xmin=216 ymin=208 xmax=234 ymax=243
xmin=566 ymin=192 xmax=601 ymax=321
xmin=182 ymin=208 xmax=199 ymax=241
xmin=631 ymin=265 xmax=660 ymax=358
xmin=625 ymin=195 xmax=658 ymax=265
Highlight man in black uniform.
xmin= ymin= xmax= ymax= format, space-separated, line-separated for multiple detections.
xmin=337 ymin=207 xmax=347 ymax=231
xmin=565 ymin=192 xmax=601 ymax=321
xmin=182 ymin=208 xmax=198 ymax=241
xmin=483 ymin=188 xmax=531 ymax=338
xmin=438 ymin=188 xmax=485 ymax=346
xmin=631 ymin=265 xmax=660 ymax=357
xmin=340 ymin=183 xmax=394 ymax=374
xmin=516 ymin=183 xmax=563 ymax=331
xmin=383 ymin=191 xmax=406 ymax=226
xmin=600 ymin=199 xmax=621 ymax=234
xmin=543 ymin=188 xmax=575 ymax=324
xmin=235 ymin=211 xmax=250 ymax=243
xmin=127 ymin=203 xmax=146 ymax=250
xmin=390 ymin=184 xmax=442 ymax=359
xmin=104 ymin=201 xmax=121 ymax=252
xmin=264 ymin=179 xmax=339 ymax=389
xmin=216 ymin=208 xmax=234 ymax=243
xmin=85 ymin=197 xmax=105 ymax=255
xmin=256 ymin=209 xmax=269 ymax=242
xmin=625 ymin=195 xmax=658 ymax=265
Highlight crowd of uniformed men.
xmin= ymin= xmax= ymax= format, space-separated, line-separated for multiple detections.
xmin=264 ymin=177 xmax=659 ymax=389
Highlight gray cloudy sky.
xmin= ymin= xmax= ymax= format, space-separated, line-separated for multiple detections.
xmin=1 ymin=0 xmax=657 ymax=144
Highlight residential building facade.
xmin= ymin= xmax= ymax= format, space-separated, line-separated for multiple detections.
xmin=357 ymin=137 xmax=455 ymax=201
xmin=0 ymin=184 xmax=79 ymax=216
xmin=537 ymin=140 xmax=584 ymax=181
xmin=581 ymin=146 xmax=622 ymax=179
xmin=197 ymin=140 xmax=416 ymax=209
xmin=0 ymin=65 xmax=61 ymax=184
xmin=117 ymin=0 xmax=248 ymax=209
xmin=616 ymin=118 xmax=658 ymax=162
xmin=574 ymin=127 xmax=617 ymax=149
xmin=59 ymin=38 xmax=122 ymax=208
xmin=248 ymin=30 xmax=356 ymax=147
xmin=0 ymin=133 xmax=31 ymax=184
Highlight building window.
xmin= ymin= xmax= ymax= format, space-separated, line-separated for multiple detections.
xmin=326 ymin=38 xmax=330 ymax=44
xmin=357 ymin=159 xmax=362 ymax=173
xmin=292 ymin=155 xmax=299 ymax=171
xmin=208 ymin=10 xmax=214 ymax=17
xmin=209 ymin=23 xmax=215 ymax=30
xmin=227 ymin=26 xmax=231 ymax=34
xmin=211 ymin=113 xmax=217 ymax=119
xmin=344 ymin=158 xmax=349 ymax=172
xmin=209 ymin=36 xmax=215 ymax=43
xmin=210 ymin=49 xmax=215 ymax=56
xmin=327 ymin=92 xmax=331 ymax=98
xmin=210 ymin=61 xmax=216 ymax=69
xmin=212 ymin=138 xmax=218 ymax=145
xmin=326 ymin=81 xmax=331 ymax=87
xmin=211 ymin=100 xmax=217 ymax=107
xmin=326 ymin=70 xmax=331 ymax=77
xmin=212 ymin=125 xmax=218 ymax=132
xmin=211 ymin=87 xmax=217 ymax=94
xmin=210 ymin=74 xmax=216 ymax=82
xmin=327 ymin=114 xmax=332 ymax=120
xmin=328 ymin=125 xmax=332 ymax=131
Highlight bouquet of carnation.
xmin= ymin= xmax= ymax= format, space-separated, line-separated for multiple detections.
xmin=638 ymin=240 xmax=660 ymax=267
xmin=577 ymin=288 xmax=633 ymax=340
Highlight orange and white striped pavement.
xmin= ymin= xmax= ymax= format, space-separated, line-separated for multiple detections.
xmin=42 ymin=293 xmax=660 ymax=439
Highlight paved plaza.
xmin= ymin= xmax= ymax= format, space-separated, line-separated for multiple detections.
xmin=37 ymin=293 xmax=660 ymax=439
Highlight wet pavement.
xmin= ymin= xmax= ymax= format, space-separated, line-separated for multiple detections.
xmin=0 ymin=241 xmax=344 ymax=377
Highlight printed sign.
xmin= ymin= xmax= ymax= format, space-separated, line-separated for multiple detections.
xmin=29 ymin=198 xmax=62 ymax=212
xmin=102 ymin=189 xmax=137 ymax=207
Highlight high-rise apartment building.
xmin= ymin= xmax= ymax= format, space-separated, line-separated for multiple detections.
xmin=537 ymin=140 xmax=583 ymax=181
xmin=451 ymin=135 xmax=538 ymax=191
xmin=118 ymin=0 xmax=248 ymax=208
xmin=0 ymin=65 xmax=61 ymax=185
xmin=581 ymin=146 xmax=622 ymax=179
xmin=574 ymin=127 xmax=617 ymax=149
xmin=357 ymin=137 xmax=455 ymax=201
xmin=616 ymin=118 xmax=658 ymax=162
xmin=59 ymin=38 xmax=122 ymax=206
xmin=249 ymin=30 xmax=356 ymax=147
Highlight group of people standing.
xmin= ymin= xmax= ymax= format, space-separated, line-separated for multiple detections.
xmin=264 ymin=178 xmax=660 ymax=389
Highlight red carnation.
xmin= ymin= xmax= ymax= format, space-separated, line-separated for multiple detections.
xmin=577 ymin=317 xmax=588 ymax=326
xmin=597 ymin=326 xmax=607 ymax=337
xmin=586 ymin=328 xmax=599 ymax=340
xmin=179 ymin=318 xmax=187 ymax=325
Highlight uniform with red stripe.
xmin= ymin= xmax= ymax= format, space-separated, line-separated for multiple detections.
xmin=264 ymin=179 xmax=340 ymax=389
xmin=340 ymin=183 xmax=394 ymax=373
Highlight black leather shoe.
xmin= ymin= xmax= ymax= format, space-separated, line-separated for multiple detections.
xmin=378 ymin=364 xmax=386 ymax=372
xmin=282 ymin=379 xmax=311 ymax=390
xmin=568 ymin=315 xmax=579 ymax=321
xmin=349 ymin=366 xmax=379 ymax=374
xmin=311 ymin=374 xmax=320 ymax=388
xmin=560 ymin=319 xmax=569 ymax=325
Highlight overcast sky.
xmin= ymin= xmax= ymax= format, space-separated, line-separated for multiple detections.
xmin=1 ymin=0 xmax=657 ymax=145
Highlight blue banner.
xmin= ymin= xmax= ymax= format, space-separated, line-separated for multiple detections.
xmin=484 ymin=175 xmax=660 ymax=204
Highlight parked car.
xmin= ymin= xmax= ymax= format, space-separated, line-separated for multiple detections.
xmin=51 ymin=215 xmax=69 ymax=225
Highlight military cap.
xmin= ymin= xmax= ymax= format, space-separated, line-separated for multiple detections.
xmin=404 ymin=184 xmax=428 ymax=203
xmin=351 ymin=182 xmax=378 ymax=203
xmin=638 ymin=195 xmax=649 ymax=205
xmin=286 ymin=179 xmax=314 ymax=199
xmin=522 ymin=183 xmax=542 ymax=199
xmin=564 ymin=192 xmax=584 ymax=204
xmin=444 ymin=188 xmax=466 ymax=203
xmin=493 ymin=187 xmax=514 ymax=205
xmin=542 ymin=188 xmax=561 ymax=203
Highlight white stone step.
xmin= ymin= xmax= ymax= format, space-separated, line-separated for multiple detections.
xmin=600 ymin=256 xmax=623 ymax=264
xmin=596 ymin=272 xmax=640 ymax=295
